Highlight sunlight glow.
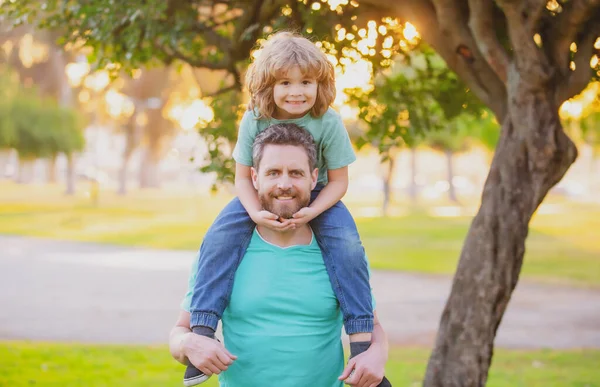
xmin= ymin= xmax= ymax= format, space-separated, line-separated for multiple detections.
xmin=403 ymin=22 xmax=419 ymax=42
xmin=168 ymin=99 xmax=214 ymax=131
xmin=559 ymin=83 xmax=599 ymax=120
xmin=18 ymin=34 xmax=49 ymax=68
xmin=83 ymin=70 xmax=110 ymax=92
xmin=570 ymin=42 xmax=578 ymax=52
xmin=65 ymin=62 xmax=91 ymax=87
xmin=105 ymin=89 xmax=135 ymax=119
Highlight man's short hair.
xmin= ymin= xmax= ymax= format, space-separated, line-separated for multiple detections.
xmin=252 ymin=123 xmax=317 ymax=171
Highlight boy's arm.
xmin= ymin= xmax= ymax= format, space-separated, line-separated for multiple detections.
xmin=291 ymin=166 xmax=348 ymax=225
xmin=235 ymin=163 xmax=295 ymax=231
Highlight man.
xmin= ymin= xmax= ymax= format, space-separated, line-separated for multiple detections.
xmin=169 ymin=123 xmax=390 ymax=387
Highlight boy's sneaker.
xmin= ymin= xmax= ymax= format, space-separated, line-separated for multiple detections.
xmin=183 ymin=363 xmax=210 ymax=386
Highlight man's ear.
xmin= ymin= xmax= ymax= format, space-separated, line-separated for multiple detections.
xmin=311 ymin=168 xmax=318 ymax=190
xmin=251 ymin=167 xmax=259 ymax=190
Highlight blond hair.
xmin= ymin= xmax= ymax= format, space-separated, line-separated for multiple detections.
xmin=245 ymin=31 xmax=336 ymax=119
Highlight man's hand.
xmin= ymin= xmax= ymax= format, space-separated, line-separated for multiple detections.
xmin=290 ymin=207 xmax=319 ymax=226
xmin=338 ymin=344 xmax=386 ymax=387
xmin=252 ymin=210 xmax=296 ymax=232
xmin=182 ymin=333 xmax=237 ymax=377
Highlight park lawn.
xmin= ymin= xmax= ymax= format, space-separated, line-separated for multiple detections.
xmin=0 ymin=181 xmax=599 ymax=286
xmin=0 ymin=341 xmax=599 ymax=387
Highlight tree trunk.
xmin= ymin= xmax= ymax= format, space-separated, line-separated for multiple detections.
xmin=47 ymin=154 xmax=58 ymax=183
xmin=118 ymin=149 xmax=134 ymax=195
xmin=423 ymin=83 xmax=577 ymax=386
xmin=381 ymin=156 xmax=396 ymax=217
xmin=445 ymin=149 xmax=458 ymax=203
xmin=15 ymin=156 xmax=35 ymax=184
xmin=64 ymin=153 xmax=76 ymax=195
xmin=0 ymin=149 xmax=11 ymax=179
xmin=408 ymin=147 xmax=418 ymax=203
xmin=118 ymin=111 xmax=144 ymax=195
xmin=138 ymin=150 xmax=162 ymax=189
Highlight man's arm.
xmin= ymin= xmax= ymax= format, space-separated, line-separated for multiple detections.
xmin=339 ymin=311 xmax=389 ymax=387
xmin=169 ymin=310 xmax=237 ymax=375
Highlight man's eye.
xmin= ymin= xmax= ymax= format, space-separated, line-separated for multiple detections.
xmin=267 ymin=171 xmax=278 ymax=176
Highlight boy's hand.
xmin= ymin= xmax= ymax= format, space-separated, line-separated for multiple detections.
xmin=252 ymin=210 xmax=296 ymax=232
xmin=290 ymin=207 xmax=319 ymax=226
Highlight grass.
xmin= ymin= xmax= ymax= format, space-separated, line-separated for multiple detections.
xmin=1 ymin=341 xmax=598 ymax=386
xmin=0 ymin=181 xmax=599 ymax=286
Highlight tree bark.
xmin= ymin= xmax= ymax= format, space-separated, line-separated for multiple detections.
xmin=423 ymin=76 xmax=577 ymax=387
xmin=444 ymin=149 xmax=457 ymax=203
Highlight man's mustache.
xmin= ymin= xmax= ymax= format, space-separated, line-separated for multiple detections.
xmin=270 ymin=189 xmax=296 ymax=197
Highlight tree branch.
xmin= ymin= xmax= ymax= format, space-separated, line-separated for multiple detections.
xmin=495 ymin=0 xmax=553 ymax=87
xmin=429 ymin=0 xmax=508 ymax=119
xmin=467 ymin=0 xmax=509 ymax=83
xmin=556 ymin=15 xmax=600 ymax=103
xmin=358 ymin=0 xmax=508 ymax=119
xmin=155 ymin=41 xmax=229 ymax=70
xmin=549 ymin=0 xmax=600 ymax=75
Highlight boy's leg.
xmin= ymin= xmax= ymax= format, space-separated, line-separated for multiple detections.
xmin=189 ymin=197 xmax=255 ymax=330
xmin=184 ymin=197 xmax=254 ymax=386
xmin=308 ymin=190 xmax=374 ymax=336
xmin=309 ymin=195 xmax=391 ymax=385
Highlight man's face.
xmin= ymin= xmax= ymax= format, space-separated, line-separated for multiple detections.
xmin=252 ymin=144 xmax=318 ymax=219
xmin=272 ymin=66 xmax=318 ymax=120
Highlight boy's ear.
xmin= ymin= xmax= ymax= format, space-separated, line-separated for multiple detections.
xmin=251 ymin=167 xmax=259 ymax=190
xmin=311 ymin=168 xmax=318 ymax=190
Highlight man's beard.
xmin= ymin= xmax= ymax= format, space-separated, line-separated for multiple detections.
xmin=259 ymin=187 xmax=310 ymax=220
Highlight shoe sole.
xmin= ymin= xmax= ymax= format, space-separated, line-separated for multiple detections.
xmin=183 ymin=374 xmax=210 ymax=387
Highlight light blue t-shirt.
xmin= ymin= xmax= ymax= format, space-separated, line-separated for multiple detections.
xmin=182 ymin=229 xmax=344 ymax=387
xmin=232 ymin=108 xmax=356 ymax=185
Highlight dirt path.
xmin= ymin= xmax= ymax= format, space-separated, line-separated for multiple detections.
xmin=1 ymin=235 xmax=598 ymax=348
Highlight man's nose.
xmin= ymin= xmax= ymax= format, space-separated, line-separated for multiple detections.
xmin=277 ymin=174 xmax=292 ymax=189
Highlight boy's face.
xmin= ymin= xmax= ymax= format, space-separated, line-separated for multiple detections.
xmin=272 ymin=66 xmax=318 ymax=120
xmin=251 ymin=144 xmax=318 ymax=219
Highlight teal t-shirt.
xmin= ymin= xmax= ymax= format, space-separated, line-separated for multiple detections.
xmin=232 ymin=108 xmax=356 ymax=185
xmin=182 ymin=229 xmax=344 ymax=387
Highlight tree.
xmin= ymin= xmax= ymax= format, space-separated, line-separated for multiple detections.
xmin=4 ymin=1 xmax=599 ymax=385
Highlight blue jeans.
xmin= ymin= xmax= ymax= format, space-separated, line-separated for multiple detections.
xmin=189 ymin=184 xmax=374 ymax=335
